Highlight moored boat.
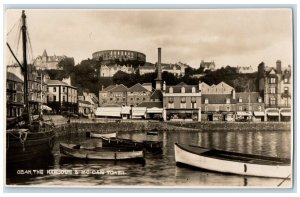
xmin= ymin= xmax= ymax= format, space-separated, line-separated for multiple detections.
xmin=6 ymin=10 xmax=56 ymax=164
xmin=60 ymin=142 xmax=144 ymax=160
xmin=87 ymin=132 xmax=117 ymax=138
xmin=174 ymin=143 xmax=291 ymax=178
xmin=101 ymin=137 xmax=163 ymax=153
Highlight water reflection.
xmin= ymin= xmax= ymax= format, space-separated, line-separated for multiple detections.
xmin=6 ymin=129 xmax=291 ymax=187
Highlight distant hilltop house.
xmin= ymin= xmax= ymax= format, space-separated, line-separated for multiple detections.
xmin=200 ymin=60 xmax=216 ymax=72
xmin=236 ymin=65 xmax=255 ymax=74
xmin=100 ymin=64 xmax=135 ymax=77
xmin=34 ymin=49 xmax=72 ymax=70
xmin=138 ymin=62 xmax=187 ymax=77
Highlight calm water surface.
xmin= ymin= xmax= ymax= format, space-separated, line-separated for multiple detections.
xmin=6 ymin=129 xmax=292 ymax=187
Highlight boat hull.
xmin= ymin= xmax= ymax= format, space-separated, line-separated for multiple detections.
xmin=89 ymin=132 xmax=117 ymax=138
xmin=60 ymin=143 xmax=144 ymax=160
xmin=6 ymin=129 xmax=56 ymax=164
xmin=101 ymin=137 xmax=163 ymax=153
xmin=174 ymin=143 xmax=291 ymax=178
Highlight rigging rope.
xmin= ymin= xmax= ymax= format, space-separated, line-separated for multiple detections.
xmin=26 ymin=29 xmax=35 ymax=64
xmin=6 ymin=18 xmax=21 ymax=36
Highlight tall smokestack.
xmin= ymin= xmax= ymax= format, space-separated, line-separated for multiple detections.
xmin=155 ymin=48 xmax=162 ymax=90
xmin=157 ymin=48 xmax=162 ymax=80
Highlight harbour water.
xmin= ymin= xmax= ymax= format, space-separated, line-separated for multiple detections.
xmin=6 ymin=129 xmax=292 ymax=187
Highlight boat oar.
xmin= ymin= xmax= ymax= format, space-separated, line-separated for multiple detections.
xmin=277 ymin=174 xmax=291 ymax=187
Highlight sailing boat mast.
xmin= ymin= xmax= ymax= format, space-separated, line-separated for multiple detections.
xmin=21 ymin=10 xmax=31 ymax=124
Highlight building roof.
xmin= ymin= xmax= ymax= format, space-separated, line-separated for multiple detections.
xmin=202 ymin=94 xmax=236 ymax=104
xmin=103 ymin=84 xmax=117 ymax=91
xmin=128 ymin=83 xmax=149 ymax=92
xmin=236 ymin=92 xmax=262 ymax=103
xmin=150 ymin=89 xmax=163 ymax=100
xmin=46 ymin=79 xmax=76 ymax=88
xmin=109 ymin=84 xmax=128 ymax=92
xmin=137 ymin=101 xmax=163 ymax=108
xmin=7 ymin=72 xmax=23 ymax=83
xmin=165 ymin=82 xmax=200 ymax=93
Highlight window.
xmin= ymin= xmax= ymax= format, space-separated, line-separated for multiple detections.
xmin=136 ymin=98 xmax=140 ymax=101
xmin=53 ymin=96 xmax=56 ymax=101
xmin=205 ymin=106 xmax=208 ymax=112
xmin=12 ymin=94 xmax=17 ymax=102
xmin=110 ymin=98 xmax=113 ymax=101
xmin=131 ymin=98 xmax=133 ymax=101
xmin=181 ymin=87 xmax=185 ymax=93
xmin=169 ymin=87 xmax=173 ymax=93
xmin=180 ymin=102 xmax=186 ymax=109
xmin=168 ymin=97 xmax=174 ymax=103
xmin=239 ymin=98 xmax=242 ymax=103
xmin=192 ymin=102 xmax=197 ymax=109
xmin=284 ymin=87 xmax=289 ymax=94
xmin=168 ymin=103 xmax=174 ymax=109
xmin=270 ymin=97 xmax=276 ymax=105
xmin=181 ymin=97 xmax=186 ymax=103
xmin=63 ymin=87 xmax=65 ymax=93
xmin=258 ymin=98 xmax=262 ymax=103
xmin=191 ymin=97 xmax=196 ymax=103
xmin=226 ymin=98 xmax=230 ymax=104
xmin=270 ymin=78 xmax=276 ymax=83
xmin=284 ymin=78 xmax=288 ymax=83
xmin=205 ymin=98 xmax=208 ymax=104
xmin=53 ymin=87 xmax=56 ymax=92
xmin=143 ymin=98 xmax=145 ymax=101
xmin=192 ymin=87 xmax=195 ymax=93
xmin=227 ymin=106 xmax=230 ymax=111
xmin=270 ymin=87 xmax=276 ymax=94
xmin=117 ymin=98 xmax=119 ymax=101
xmin=63 ymin=96 xmax=65 ymax=102
xmin=239 ymin=106 xmax=242 ymax=111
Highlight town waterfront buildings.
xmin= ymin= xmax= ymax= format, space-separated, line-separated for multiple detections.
xmin=46 ymin=79 xmax=78 ymax=114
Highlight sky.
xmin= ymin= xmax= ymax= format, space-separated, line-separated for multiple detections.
xmin=5 ymin=9 xmax=293 ymax=69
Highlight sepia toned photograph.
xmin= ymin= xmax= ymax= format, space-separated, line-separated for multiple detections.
xmin=4 ymin=7 xmax=293 ymax=188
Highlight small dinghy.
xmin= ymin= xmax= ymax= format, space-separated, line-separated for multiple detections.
xmin=87 ymin=132 xmax=117 ymax=138
xmin=174 ymin=143 xmax=291 ymax=178
xmin=60 ymin=142 xmax=144 ymax=160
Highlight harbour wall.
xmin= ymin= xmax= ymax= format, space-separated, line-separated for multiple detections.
xmin=54 ymin=121 xmax=291 ymax=137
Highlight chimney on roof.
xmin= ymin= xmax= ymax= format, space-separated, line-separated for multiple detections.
xmin=198 ymin=80 xmax=202 ymax=91
xmin=276 ymin=60 xmax=282 ymax=74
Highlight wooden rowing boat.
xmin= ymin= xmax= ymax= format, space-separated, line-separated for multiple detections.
xmin=88 ymin=132 xmax=117 ymax=138
xmin=174 ymin=143 xmax=291 ymax=178
xmin=101 ymin=137 xmax=163 ymax=153
xmin=59 ymin=142 xmax=144 ymax=160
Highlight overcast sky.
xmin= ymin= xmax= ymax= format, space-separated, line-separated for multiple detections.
xmin=5 ymin=9 xmax=293 ymax=69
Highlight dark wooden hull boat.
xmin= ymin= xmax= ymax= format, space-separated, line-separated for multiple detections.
xmin=174 ymin=143 xmax=291 ymax=178
xmin=100 ymin=137 xmax=163 ymax=153
xmin=6 ymin=11 xmax=56 ymax=165
xmin=7 ymin=128 xmax=56 ymax=164
xmin=60 ymin=142 xmax=144 ymax=160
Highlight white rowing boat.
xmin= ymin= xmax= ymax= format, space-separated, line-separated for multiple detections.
xmin=174 ymin=143 xmax=291 ymax=178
